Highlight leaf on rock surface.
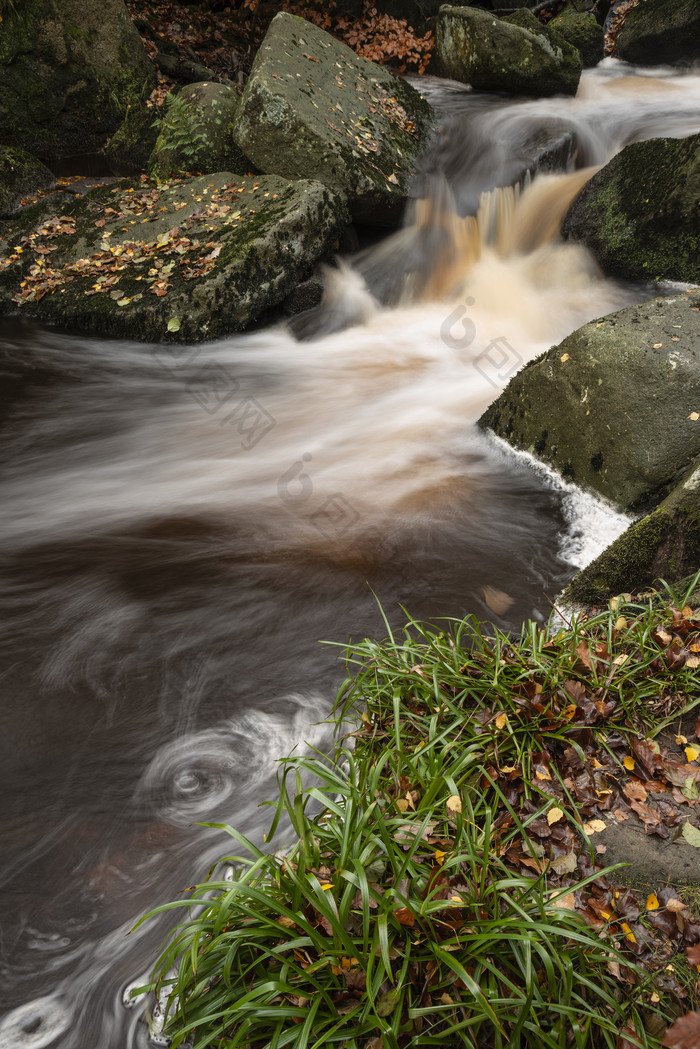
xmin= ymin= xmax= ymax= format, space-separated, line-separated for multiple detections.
xmin=681 ymin=822 xmax=700 ymax=848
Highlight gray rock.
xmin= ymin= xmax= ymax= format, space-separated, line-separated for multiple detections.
xmin=0 ymin=147 xmax=55 ymax=217
xmin=435 ymin=6 xmax=582 ymax=97
xmin=0 ymin=173 xmax=349 ymax=342
xmin=0 ymin=0 xmax=156 ymax=160
xmin=233 ymin=13 xmax=433 ymax=223
xmin=563 ymin=133 xmax=700 ymax=285
xmin=479 ymin=291 xmax=700 ymax=512
xmin=614 ymin=0 xmax=700 ymax=66
xmin=549 ymin=5 xmax=604 ymax=68
xmin=562 ymin=458 xmax=700 ymax=607
xmin=105 ymin=105 xmax=163 ymax=177
xmin=148 ymin=83 xmax=251 ymax=180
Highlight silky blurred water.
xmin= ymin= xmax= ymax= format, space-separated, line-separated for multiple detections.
xmin=1 ymin=59 xmax=699 ymax=1048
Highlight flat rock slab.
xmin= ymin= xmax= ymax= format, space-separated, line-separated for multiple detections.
xmin=233 ymin=12 xmax=433 ymax=223
xmin=589 ymin=811 xmax=700 ymax=886
xmin=479 ymin=291 xmax=700 ymax=512
xmin=0 ymin=173 xmax=348 ymax=342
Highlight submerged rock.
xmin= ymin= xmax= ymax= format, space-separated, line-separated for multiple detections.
xmin=563 ymin=133 xmax=700 ymax=285
xmin=0 ymin=173 xmax=349 ymax=342
xmin=0 ymin=147 xmax=55 ymax=217
xmin=0 ymin=0 xmax=156 ymax=160
xmin=479 ymin=291 xmax=700 ymax=512
xmin=435 ymin=6 xmax=582 ymax=97
xmin=563 ymin=462 xmax=700 ymax=607
xmin=614 ymin=0 xmax=700 ymax=66
xmin=549 ymin=4 xmax=604 ymax=68
xmin=148 ymin=83 xmax=251 ymax=181
xmin=233 ymin=12 xmax=433 ymax=223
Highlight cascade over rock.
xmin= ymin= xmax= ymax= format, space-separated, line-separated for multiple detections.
xmin=0 ymin=0 xmax=156 ymax=161
xmin=435 ymin=5 xmax=582 ymax=97
xmin=563 ymin=132 xmax=700 ymax=285
xmin=232 ymin=12 xmax=433 ymax=223
xmin=479 ymin=291 xmax=700 ymax=512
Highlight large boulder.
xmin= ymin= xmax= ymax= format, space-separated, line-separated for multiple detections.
xmin=435 ymin=6 xmax=582 ymax=97
xmin=549 ymin=5 xmax=604 ymax=68
xmin=0 ymin=0 xmax=156 ymax=161
xmin=614 ymin=0 xmax=700 ymax=66
xmin=148 ymin=83 xmax=251 ymax=181
xmin=232 ymin=13 xmax=433 ymax=223
xmin=563 ymin=133 xmax=700 ymax=285
xmin=0 ymin=147 xmax=55 ymax=217
xmin=479 ymin=291 xmax=700 ymax=512
xmin=0 ymin=173 xmax=349 ymax=342
xmin=562 ymin=462 xmax=700 ymax=607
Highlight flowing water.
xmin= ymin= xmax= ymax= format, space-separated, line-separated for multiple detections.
xmin=1 ymin=59 xmax=700 ymax=1049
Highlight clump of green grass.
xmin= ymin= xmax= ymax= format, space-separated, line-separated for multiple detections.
xmin=137 ymin=581 xmax=700 ymax=1049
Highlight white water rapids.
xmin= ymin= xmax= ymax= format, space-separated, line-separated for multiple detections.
xmin=1 ymin=59 xmax=700 ymax=1049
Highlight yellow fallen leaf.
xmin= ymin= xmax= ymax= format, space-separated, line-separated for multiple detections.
xmin=547 ymin=807 xmax=564 ymax=825
xmin=560 ymin=353 xmax=570 ymax=362
xmin=446 ymin=795 xmax=462 ymax=815
xmin=652 ymin=342 xmax=663 ymax=349
xmin=623 ymin=755 xmax=635 ymax=771
xmin=613 ymin=653 xmax=629 ymax=666
xmin=677 ymin=734 xmax=688 ymax=745
xmin=495 ymin=712 xmax=508 ymax=730
xmin=117 ymin=297 xmax=131 ymax=306
xmin=614 ymin=617 xmax=627 ymax=631
xmin=690 ymin=412 xmax=700 ymax=422
xmin=650 ymin=992 xmax=660 ymax=1004
xmin=396 ymin=798 xmax=409 ymax=812
xmin=646 ymin=893 xmax=660 ymax=911
xmin=434 ymin=849 xmax=445 ymax=865
xmin=621 ymin=922 xmax=636 ymax=943
xmin=685 ymin=746 xmax=699 ymax=763
xmin=583 ymin=819 xmax=607 ymax=835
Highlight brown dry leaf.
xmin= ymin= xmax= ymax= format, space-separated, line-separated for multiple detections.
xmin=661 ymin=1010 xmax=700 ymax=1048
xmin=623 ymin=780 xmax=647 ymax=803
xmin=575 ymin=641 xmax=593 ymax=670
xmin=394 ymin=907 xmax=415 ymax=927
xmin=549 ymin=892 xmax=576 ymax=910
xmin=482 ymin=585 xmax=514 ymax=615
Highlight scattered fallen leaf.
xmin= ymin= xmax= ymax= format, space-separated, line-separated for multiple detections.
xmin=446 ymin=795 xmax=462 ymax=816
xmin=547 ymin=807 xmax=564 ymax=825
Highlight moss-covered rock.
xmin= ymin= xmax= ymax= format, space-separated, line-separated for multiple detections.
xmin=479 ymin=291 xmax=700 ymax=512
xmin=435 ymin=5 xmax=582 ymax=97
xmin=0 ymin=147 xmax=54 ymax=217
xmin=562 ymin=461 xmax=700 ymax=606
xmin=105 ymin=104 xmax=163 ymax=176
xmin=549 ymin=4 xmax=604 ymax=68
xmin=148 ymin=83 xmax=251 ymax=181
xmin=233 ymin=12 xmax=433 ymax=223
xmin=0 ymin=0 xmax=156 ymax=161
xmin=615 ymin=0 xmax=700 ymax=66
xmin=563 ymin=133 xmax=700 ymax=284
xmin=0 ymin=173 xmax=349 ymax=342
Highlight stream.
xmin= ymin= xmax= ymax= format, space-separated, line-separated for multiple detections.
xmin=1 ymin=59 xmax=700 ymax=1049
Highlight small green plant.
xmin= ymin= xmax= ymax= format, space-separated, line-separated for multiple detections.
xmin=137 ymin=582 xmax=700 ymax=1048
xmin=153 ymin=93 xmax=210 ymax=174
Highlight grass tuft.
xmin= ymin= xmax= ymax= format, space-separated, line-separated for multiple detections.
xmin=136 ymin=580 xmax=700 ymax=1048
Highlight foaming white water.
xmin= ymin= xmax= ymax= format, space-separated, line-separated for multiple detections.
xmin=0 ymin=996 xmax=72 ymax=1049
xmin=137 ymin=691 xmax=332 ymax=827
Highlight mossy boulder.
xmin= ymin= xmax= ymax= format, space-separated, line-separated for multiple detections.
xmin=563 ymin=133 xmax=700 ymax=284
xmin=435 ymin=5 xmax=582 ymax=97
xmin=0 ymin=0 xmax=156 ymax=161
xmin=549 ymin=5 xmax=604 ymax=68
xmin=0 ymin=147 xmax=54 ymax=217
xmin=614 ymin=0 xmax=700 ymax=66
xmin=148 ymin=83 xmax=251 ymax=181
xmin=0 ymin=173 xmax=349 ymax=342
xmin=104 ymin=104 xmax=163 ymax=176
xmin=232 ymin=12 xmax=433 ymax=223
xmin=479 ymin=291 xmax=700 ymax=512
xmin=563 ymin=462 xmax=700 ymax=607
